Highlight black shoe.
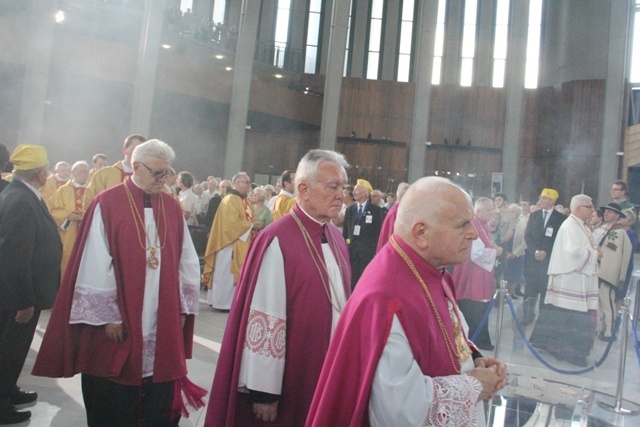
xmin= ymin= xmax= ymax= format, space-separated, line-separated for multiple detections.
xmin=478 ymin=343 xmax=495 ymax=351
xmin=514 ymin=289 xmax=525 ymax=297
xmin=599 ymin=334 xmax=616 ymax=342
xmin=10 ymin=390 xmax=37 ymax=406
xmin=0 ymin=408 xmax=31 ymax=424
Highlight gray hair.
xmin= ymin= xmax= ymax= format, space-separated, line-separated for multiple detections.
xmin=253 ymin=186 xmax=267 ymax=200
xmin=232 ymin=172 xmax=249 ymax=184
xmin=131 ymin=139 xmax=175 ymax=164
xmin=474 ymin=197 xmax=494 ymax=211
xmin=294 ymin=150 xmax=349 ymax=196
xmin=569 ymin=194 xmax=592 ymax=212
xmin=396 ymin=182 xmax=410 ymax=202
xmin=623 ymin=208 xmax=637 ymax=225
xmin=71 ymin=160 xmax=89 ymax=171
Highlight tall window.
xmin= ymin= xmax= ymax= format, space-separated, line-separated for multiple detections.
xmin=460 ymin=0 xmax=478 ymax=86
xmin=630 ymin=0 xmax=640 ymax=83
xmin=212 ymin=0 xmax=226 ymax=25
xmin=492 ymin=0 xmax=510 ymax=87
xmin=367 ymin=0 xmax=385 ymax=80
xmin=274 ymin=0 xmax=292 ymax=68
xmin=305 ymin=0 xmax=322 ymax=73
xmin=524 ymin=0 xmax=543 ymax=88
xmin=432 ymin=0 xmax=447 ymax=85
xmin=344 ymin=1 xmax=354 ymax=76
xmin=397 ymin=0 xmax=415 ymax=82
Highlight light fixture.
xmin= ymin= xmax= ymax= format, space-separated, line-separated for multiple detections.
xmin=215 ymin=54 xmax=224 ymax=59
xmin=225 ymin=66 xmax=233 ymax=71
xmin=161 ymin=44 xmax=171 ymax=49
xmin=616 ymin=151 xmax=624 ymax=156
xmin=55 ymin=11 xmax=65 ymax=23
xmin=274 ymin=74 xmax=283 ymax=79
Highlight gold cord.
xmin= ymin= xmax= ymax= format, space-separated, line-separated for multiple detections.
xmin=290 ymin=209 xmax=347 ymax=313
xmin=390 ymin=235 xmax=471 ymax=373
xmin=123 ymin=181 xmax=168 ymax=268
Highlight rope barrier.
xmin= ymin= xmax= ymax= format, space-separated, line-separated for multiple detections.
xmin=469 ymin=291 xmax=627 ymax=375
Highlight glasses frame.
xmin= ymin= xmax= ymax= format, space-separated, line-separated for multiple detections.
xmin=138 ymin=161 xmax=175 ymax=181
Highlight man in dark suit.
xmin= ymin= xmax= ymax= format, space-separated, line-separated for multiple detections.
xmin=522 ymin=188 xmax=566 ymax=326
xmin=0 ymin=145 xmax=62 ymax=424
xmin=343 ymin=179 xmax=382 ymax=289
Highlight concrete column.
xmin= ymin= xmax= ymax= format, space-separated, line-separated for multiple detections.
xmin=598 ymin=0 xmax=633 ymax=205
xmin=475 ymin=0 xmax=496 ymax=87
xmin=17 ymin=0 xmax=57 ymax=146
xmin=407 ymin=0 xmax=439 ymax=183
xmin=443 ymin=0 xmax=463 ymax=85
xmin=380 ymin=0 xmax=400 ymax=81
xmin=501 ymin=0 xmax=529 ymax=200
xmin=130 ymin=0 xmax=166 ymax=136
xmin=319 ymin=0 xmax=350 ymax=150
xmin=224 ymin=0 xmax=261 ymax=176
xmin=349 ymin=0 xmax=369 ymax=77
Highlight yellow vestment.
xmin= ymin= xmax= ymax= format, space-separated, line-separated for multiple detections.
xmin=202 ymin=193 xmax=254 ymax=287
xmin=48 ymin=181 xmax=85 ymax=277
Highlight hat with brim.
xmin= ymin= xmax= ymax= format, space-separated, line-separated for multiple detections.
xmin=10 ymin=144 xmax=48 ymax=171
xmin=599 ymin=202 xmax=626 ymax=218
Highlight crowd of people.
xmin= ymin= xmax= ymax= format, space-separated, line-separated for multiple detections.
xmin=0 ymin=133 xmax=636 ymax=425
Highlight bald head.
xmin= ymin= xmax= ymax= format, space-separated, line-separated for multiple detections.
xmin=394 ymin=177 xmax=478 ymax=269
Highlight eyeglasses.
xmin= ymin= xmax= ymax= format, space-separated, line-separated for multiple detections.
xmin=138 ymin=162 xmax=175 ymax=181
xmin=579 ymin=205 xmax=594 ymax=209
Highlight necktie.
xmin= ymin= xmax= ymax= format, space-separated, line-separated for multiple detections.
xmin=357 ymin=204 xmax=363 ymax=220
xmin=542 ymin=210 xmax=548 ymax=226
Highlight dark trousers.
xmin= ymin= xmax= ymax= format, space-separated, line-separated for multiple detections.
xmin=522 ymin=262 xmax=550 ymax=325
xmin=457 ymin=299 xmax=492 ymax=348
xmin=348 ymin=244 xmax=375 ymax=290
xmin=81 ymin=374 xmax=179 ymax=427
xmin=0 ymin=308 xmax=40 ymax=403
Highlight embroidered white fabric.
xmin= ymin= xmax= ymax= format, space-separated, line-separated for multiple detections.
xmin=70 ymin=285 xmax=121 ymax=324
xmin=425 ymin=375 xmax=482 ymax=426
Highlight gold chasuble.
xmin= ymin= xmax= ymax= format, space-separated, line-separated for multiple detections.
xmin=48 ymin=182 xmax=86 ymax=277
xmin=202 ymin=191 xmax=254 ymax=287
xmin=83 ymin=160 xmax=131 ymax=210
xmin=40 ymin=174 xmax=68 ymax=205
xmin=272 ymin=193 xmax=297 ymax=221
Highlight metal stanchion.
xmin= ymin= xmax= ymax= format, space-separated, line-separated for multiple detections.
xmin=597 ymin=297 xmax=640 ymax=415
xmin=493 ymin=280 xmax=508 ymax=359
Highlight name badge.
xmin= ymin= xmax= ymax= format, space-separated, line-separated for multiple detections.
xmin=354 ymin=225 xmax=361 ymax=236
xmin=365 ymin=215 xmax=373 ymax=224
xmin=607 ymin=241 xmax=618 ymax=251
xmin=545 ymin=227 xmax=554 ymax=237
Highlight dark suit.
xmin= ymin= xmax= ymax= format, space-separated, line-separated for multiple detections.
xmin=0 ymin=179 xmax=61 ymax=406
xmin=343 ymin=200 xmax=382 ymax=289
xmin=522 ymin=208 xmax=566 ymax=325
xmin=204 ymin=194 xmax=222 ymax=229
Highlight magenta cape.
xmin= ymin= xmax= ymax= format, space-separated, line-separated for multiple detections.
xmin=452 ymin=217 xmax=495 ymax=301
xmin=204 ymin=205 xmax=351 ymax=426
xmin=33 ymin=179 xmax=195 ymax=385
xmin=376 ymin=202 xmax=398 ymax=253
xmin=306 ymin=236 xmax=466 ymax=426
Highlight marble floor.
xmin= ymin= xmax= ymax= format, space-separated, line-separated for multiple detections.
xmin=5 ymin=284 xmax=640 ymax=426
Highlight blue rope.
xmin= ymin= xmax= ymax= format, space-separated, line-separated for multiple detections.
xmin=632 ymin=318 xmax=640 ymax=369
xmin=470 ymin=294 xmax=498 ymax=342
xmin=504 ymin=297 xmax=620 ymax=375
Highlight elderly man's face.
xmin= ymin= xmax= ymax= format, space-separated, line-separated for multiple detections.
xmin=298 ymin=161 xmax=347 ymax=223
xmin=133 ymin=157 xmax=173 ymax=194
xmin=538 ymin=196 xmax=555 ymax=210
xmin=370 ymin=191 xmax=382 ymax=205
xmin=56 ymin=164 xmax=71 ymax=180
xmin=72 ymin=164 xmax=90 ymax=185
xmin=424 ymin=191 xmax=478 ymax=268
xmin=353 ymin=185 xmax=368 ymax=203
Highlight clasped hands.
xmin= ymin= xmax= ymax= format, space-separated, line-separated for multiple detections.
xmin=469 ymin=357 xmax=508 ymax=402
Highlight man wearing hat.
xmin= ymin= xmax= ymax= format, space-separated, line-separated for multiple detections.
xmin=343 ymin=178 xmax=382 ymax=289
xmin=0 ymin=144 xmax=62 ymax=424
xmin=522 ymin=188 xmax=566 ymax=327
xmin=597 ymin=202 xmax=632 ymax=341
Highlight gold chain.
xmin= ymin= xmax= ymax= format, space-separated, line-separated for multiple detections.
xmin=390 ymin=235 xmax=470 ymax=373
xmin=123 ymin=180 xmax=168 ymax=269
xmin=571 ymin=215 xmax=598 ymax=249
xmin=290 ymin=209 xmax=346 ymax=313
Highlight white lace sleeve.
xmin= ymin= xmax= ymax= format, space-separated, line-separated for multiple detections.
xmin=70 ymin=204 xmax=121 ymax=325
xmin=179 ymin=220 xmax=201 ymax=315
xmin=238 ymin=237 xmax=287 ymax=395
xmin=369 ymin=316 xmax=483 ymax=427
